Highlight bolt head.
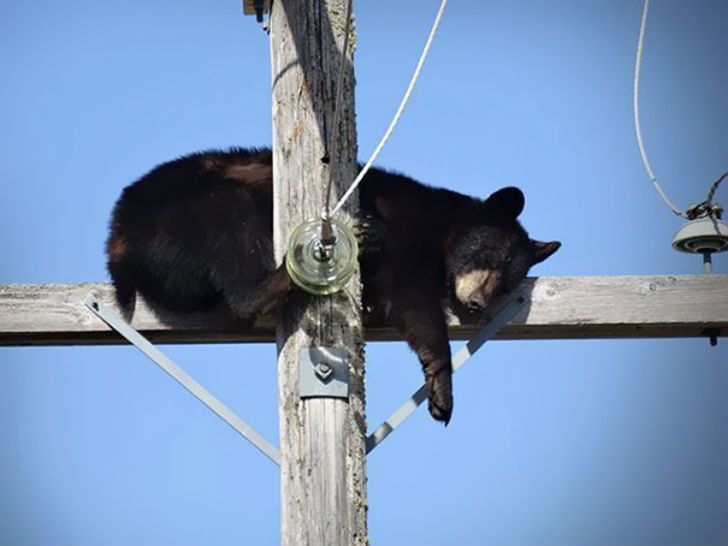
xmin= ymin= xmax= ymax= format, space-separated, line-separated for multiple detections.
xmin=315 ymin=363 xmax=334 ymax=381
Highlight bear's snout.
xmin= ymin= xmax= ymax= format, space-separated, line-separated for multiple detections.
xmin=454 ymin=268 xmax=502 ymax=312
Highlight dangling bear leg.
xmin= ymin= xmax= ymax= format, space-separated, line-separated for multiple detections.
xmin=392 ymin=288 xmax=454 ymax=424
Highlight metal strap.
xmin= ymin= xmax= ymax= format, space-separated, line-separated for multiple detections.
xmin=366 ymin=292 xmax=529 ymax=453
xmin=84 ymin=295 xmax=281 ymax=466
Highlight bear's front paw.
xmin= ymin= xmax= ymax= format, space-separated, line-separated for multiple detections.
xmin=426 ymin=369 xmax=453 ymax=426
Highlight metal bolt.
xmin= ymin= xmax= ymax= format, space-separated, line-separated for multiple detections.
xmin=315 ymin=362 xmax=334 ymax=382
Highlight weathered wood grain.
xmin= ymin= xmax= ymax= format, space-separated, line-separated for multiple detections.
xmin=1 ymin=275 xmax=727 ymax=346
xmin=0 ymin=282 xmax=276 ymax=346
xmin=271 ymin=1 xmax=368 ymax=545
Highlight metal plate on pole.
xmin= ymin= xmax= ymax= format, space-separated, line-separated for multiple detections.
xmin=298 ymin=347 xmax=349 ymax=399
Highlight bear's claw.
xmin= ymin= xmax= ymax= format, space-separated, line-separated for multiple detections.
xmin=428 ymin=398 xmax=453 ymax=426
xmin=425 ymin=370 xmax=453 ymax=426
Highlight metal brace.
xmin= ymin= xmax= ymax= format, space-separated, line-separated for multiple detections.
xmin=366 ymin=291 xmax=530 ymax=453
xmin=85 ymin=289 xmax=527 ymax=461
xmin=84 ymin=294 xmax=281 ymax=467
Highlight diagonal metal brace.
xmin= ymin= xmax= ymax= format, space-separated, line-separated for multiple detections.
xmin=84 ymin=294 xmax=281 ymax=466
xmin=366 ymin=291 xmax=529 ymax=454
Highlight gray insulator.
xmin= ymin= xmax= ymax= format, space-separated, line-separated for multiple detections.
xmin=672 ymin=217 xmax=728 ymax=254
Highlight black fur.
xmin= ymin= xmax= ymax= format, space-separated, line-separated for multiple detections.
xmin=107 ymin=147 xmax=560 ymax=424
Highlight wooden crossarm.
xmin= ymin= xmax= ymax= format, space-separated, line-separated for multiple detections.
xmin=1 ymin=275 xmax=727 ymax=346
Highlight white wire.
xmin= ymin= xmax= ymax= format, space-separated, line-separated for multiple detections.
xmin=329 ymin=0 xmax=449 ymax=217
xmin=633 ymin=0 xmax=687 ymax=217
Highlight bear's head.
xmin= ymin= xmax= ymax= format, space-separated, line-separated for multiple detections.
xmin=448 ymin=187 xmax=560 ymax=313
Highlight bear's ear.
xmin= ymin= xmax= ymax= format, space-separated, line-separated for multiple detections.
xmin=482 ymin=187 xmax=525 ymax=222
xmin=531 ymin=239 xmax=561 ymax=265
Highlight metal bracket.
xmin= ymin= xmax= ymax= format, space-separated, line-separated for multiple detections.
xmin=84 ymin=294 xmax=281 ymax=467
xmin=299 ymin=347 xmax=349 ymax=399
xmin=242 ymin=0 xmax=270 ymax=23
xmin=366 ymin=291 xmax=530 ymax=453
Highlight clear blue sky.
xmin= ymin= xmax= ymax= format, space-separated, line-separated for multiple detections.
xmin=1 ymin=1 xmax=727 ymax=544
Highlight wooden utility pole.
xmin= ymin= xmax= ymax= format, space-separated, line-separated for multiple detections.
xmin=269 ymin=1 xmax=367 ymax=545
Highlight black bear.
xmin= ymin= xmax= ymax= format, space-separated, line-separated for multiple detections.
xmin=107 ymin=147 xmax=560 ymax=424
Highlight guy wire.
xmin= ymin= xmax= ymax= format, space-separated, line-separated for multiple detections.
xmin=633 ymin=0 xmax=688 ymax=218
xmin=328 ymin=0 xmax=449 ymax=218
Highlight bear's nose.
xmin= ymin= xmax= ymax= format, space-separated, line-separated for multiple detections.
xmin=466 ymin=297 xmax=485 ymax=314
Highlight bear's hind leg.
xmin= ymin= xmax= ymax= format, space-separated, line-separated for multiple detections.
xmin=222 ymin=264 xmax=293 ymax=316
xmin=107 ymin=258 xmax=137 ymax=320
